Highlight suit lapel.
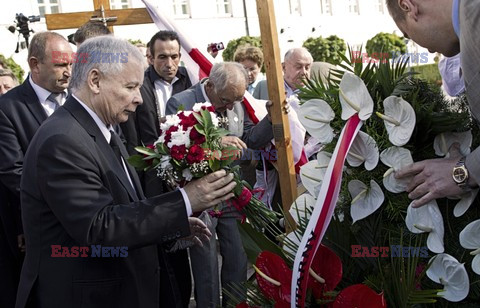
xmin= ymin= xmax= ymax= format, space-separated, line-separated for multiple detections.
xmin=63 ymin=98 xmax=140 ymax=202
xmin=22 ymin=80 xmax=48 ymax=125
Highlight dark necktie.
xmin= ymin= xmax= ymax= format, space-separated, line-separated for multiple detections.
xmin=47 ymin=92 xmax=63 ymax=110
xmin=109 ymin=130 xmax=124 ymax=167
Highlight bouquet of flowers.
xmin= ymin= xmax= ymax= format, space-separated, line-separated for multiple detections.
xmin=128 ymin=102 xmax=277 ymax=230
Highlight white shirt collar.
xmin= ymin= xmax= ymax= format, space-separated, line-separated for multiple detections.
xmin=72 ymin=93 xmax=112 ymax=143
xmin=29 ymin=75 xmax=66 ymax=116
xmin=200 ymin=79 xmax=211 ymax=103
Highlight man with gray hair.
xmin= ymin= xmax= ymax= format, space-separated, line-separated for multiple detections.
xmin=73 ymin=21 xmax=111 ymax=46
xmin=16 ymin=36 xmax=236 ymax=308
xmin=166 ymin=62 xmax=274 ymax=307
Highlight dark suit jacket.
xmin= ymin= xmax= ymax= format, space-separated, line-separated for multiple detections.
xmin=16 ymin=97 xmax=190 ymax=308
xmin=166 ymin=80 xmax=274 ymax=150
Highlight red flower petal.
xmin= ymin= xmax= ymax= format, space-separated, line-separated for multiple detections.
xmin=333 ymin=284 xmax=386 ymax=308
xmin=309 ymin=244 xmax=343 ymax=299
xmin=255 ymin=251 xmax=292 ymax=305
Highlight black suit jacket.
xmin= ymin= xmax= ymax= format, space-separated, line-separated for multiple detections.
xmin=16 ymin=97 xmax=190 ymax=308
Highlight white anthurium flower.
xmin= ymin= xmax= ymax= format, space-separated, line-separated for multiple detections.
xmin=427 ymin=253 xmax=470 ymax=302
xmin=405 ymin=200 xmax=444 ymax=253
xmin=346 ymin=131 xmax=379 ymax=171
xmin=380 ymin=146 xmax=414 ymax=193
xmin=283 ymin=229 xmax=302 ymax=256
xmin=316 ymin=151 xmax=332 ymax=168
xmin=289 ymin=193 xmax=316 ymax=224
xmin=348 ymin=179 xmax=384 ymax=223
xmin=339 ymin=71 xmax=374 ymax=120
xmin=298 ymin=99 xmax=335 ymax=144
xmin=453 ymin=189 xmax=479 ymax=217
xmin=433 ymin=131 xmax=472 ymax=157
xmin=459 ymin=219 xmax=480 ymax=275
xmin=300 ymin=160 xmax=326 ymax=197
xmin=376 ymin=96 xmax=416 ymax=146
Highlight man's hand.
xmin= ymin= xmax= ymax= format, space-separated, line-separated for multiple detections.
xmin=183 ymin=169 xmax=236 ymax=212
xmin=186 ymin=217 xmax=212 ymax=246
xmin=395 ymin=143 xmax=464 ymax=208
xmin=221 ymin=136 xmax=247 ymax=150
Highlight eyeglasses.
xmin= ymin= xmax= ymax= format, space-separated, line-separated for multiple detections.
xmin=215 ymin=89 xmax=244 ymax=106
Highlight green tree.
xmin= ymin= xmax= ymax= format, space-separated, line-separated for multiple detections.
xmin=302 ymin=35 xmax=346 ymax=65
xmin=222 ymin=36 xmax=262 ymax=62
xmin=0 ymin=54 xmax=25 ymax=83
xmin=366 ymin=32 xmax=406 ymax=59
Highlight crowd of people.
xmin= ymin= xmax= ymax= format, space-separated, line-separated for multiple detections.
xmin=0 ymin=0 xmax=479 ymax=306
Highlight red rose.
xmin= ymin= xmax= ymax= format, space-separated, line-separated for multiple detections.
xmin=201 ymin=105 xmax=215 ymax=112
xmin=189 ymin=127 xmax=206 ymax=144
xmin=170 ymin=145 xmax=187 ymax=161
xmin=231 ymin=187 xmax=252 ymax=212
xmin=164 ymin=126 xmax=178 ymax=144
xmin=179 ymin=112 xmax=197 ymax=128
xmin=186 ymin=144 xmax=205 ymax=164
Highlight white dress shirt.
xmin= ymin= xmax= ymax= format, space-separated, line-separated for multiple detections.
xmin=154 ymin=76 xmax=179 ymax=118
xmin=29 ymin=75 xmax=66 ymax=116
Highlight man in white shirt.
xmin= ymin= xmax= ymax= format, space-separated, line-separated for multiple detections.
xmin=0 ymin=31 xmax=72 ymax=308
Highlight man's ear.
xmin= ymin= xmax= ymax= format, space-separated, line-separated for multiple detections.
xmin=87 ymin=69 xmax=101 ymax=94
xmin=28 ymin=57 xmax=39 ymax=75
xmin=398 ymin=0 xmax=419 ymax=21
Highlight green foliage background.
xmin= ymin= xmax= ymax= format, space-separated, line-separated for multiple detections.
xmin=366 ymin=32 xmax=407 ymax=58
xmin=302 ymin=35 xmax=346 ymax=65
xmin=0 ymin=54 xmax=25 ymax=83
xmin=222 ymin=35 xmax=262 ymax=62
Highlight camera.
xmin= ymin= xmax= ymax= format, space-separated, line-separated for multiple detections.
xmin=8 ymin=13 xmax=40 ymax=52
xmin=208 ymin=42 xmax=225 ymax=53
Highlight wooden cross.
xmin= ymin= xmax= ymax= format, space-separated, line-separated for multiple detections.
xmin=45 ymin=0 xmax=152 ymax=33
xmin=257 ymin=0 xmax=297 ymax=229
xmin=46 ymin=0 xmax=298 ymax=222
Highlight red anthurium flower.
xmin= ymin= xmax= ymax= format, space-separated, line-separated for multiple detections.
xmin=333 ymin=284 xmax=386 ymax=308
xmin=255 ymin=251 xmax=292 ymax=307
xmin=309 ymin=244 xmax=343 ymax=300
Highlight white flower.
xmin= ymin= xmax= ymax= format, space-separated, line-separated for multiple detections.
xmin=346 ymin=131 xmax=379 ymax=171
xmin=168 ymin=128 xmax=191 ymax=148
xmin=453 ymin=189 xmax=480 ymax=217
xmin=210 ymin=112 xmax=219 ymax=127
xmin=380 ymin=146 xmax=413 ymax=193
xmin=192 ymin=102 xmax=213 ymax=112
xmin=300 ymin=158 xmax=328 ymax=197
xmin=459 ymin=219 xmax=480 ymax=275
xmin=405 ymin=200 xmax=444 ymax=253
xmin=427 ymin=253 xmax=469 ymax=302
xmin=339 ymin=71 xmax=374 ymax=120
xmin=376 ymin=96 xmax=416 ymax=146
xmin=433 ymin=131 xmax=472 ymax=157
xmin=289 ymin=193 xmax=316 ymax=224
xmin=348 ymin=179 xmax=384 ymax=223
xmin=159 ymin=155 xmax=172 ymax=169
xmin=160 ymin=114 xmax=181 ymax=132
xmin=297 ymin=99 xmax=335 ymax=144
xmin=182 ymin=168 xmax=193 ymax=181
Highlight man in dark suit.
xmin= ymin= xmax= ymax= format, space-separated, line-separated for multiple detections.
xmin=166 ymin=62 xmax=273 ymax=307
xmin=16 ymin=36 xmax=235 ymax=308
xmin=388 ymin=0 xmax=480 ymax=206
xmin=0 ymin=31 xmax=73 ymax=308
xmin=120 ymin=30 xmax=193 ymax=307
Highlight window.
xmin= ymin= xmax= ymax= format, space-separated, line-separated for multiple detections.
xmin=110 ymin=0 xmax=130 ymax=9
xmin=289 ymin=0 xmax=302 ymax=16
xmin=347 ymin=0 xmax=359 ymax=14
xmin=216 ymin=0 xmax=232 ymax=15
xmin=320 ymin=0 xmax=332 ymax=15
xmin=173 ymin=0 xmax=190 ymax=17
xmin=375 ymin=0 xmax=385 ymax=14
xmin=37 ymin=0 xmax=60 ymax=17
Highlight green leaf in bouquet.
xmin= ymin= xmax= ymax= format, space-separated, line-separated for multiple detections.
xmin=155 ymin=142 xmax=169 ymax=155
xmin=133 ymin=146 xmax=156 ymax=156
xmin=127 ymin=154 xmax=150 ymax=170
xmin=193 ymin=111 xmax=204 ymax=126
xmin=200 ymin=109 xmax=213 ymax=130
xmin=219 ymin=145 xmax=241 ymax=167
xmin=193 ymin=124 xmax=205 ymax=136
xmin=176 ymin=104 xmax=185 ymax=112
